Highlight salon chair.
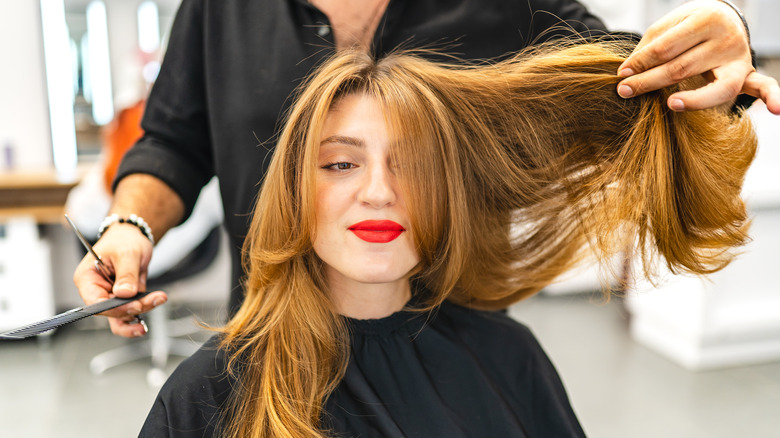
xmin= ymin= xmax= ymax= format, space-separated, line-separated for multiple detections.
xmin=88 ymin=225 xmax=222 ymax=386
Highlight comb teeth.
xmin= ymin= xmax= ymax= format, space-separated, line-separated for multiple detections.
xmin=0 ymin=292 xmax=150 ymax=340
xmin=0 ymin=311 xmax=90 ymax=339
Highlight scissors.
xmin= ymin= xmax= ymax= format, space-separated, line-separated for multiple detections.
xmin=65 ymin=214 xmax=115 ymax=283
xmin=0 ymin=216 xmax=149 ymax=340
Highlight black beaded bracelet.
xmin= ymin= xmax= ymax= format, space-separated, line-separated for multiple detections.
xmin=718 ymin=0 xmax=751 ymax=43
xmin=97 ymin=214 xmax=155 ymax=244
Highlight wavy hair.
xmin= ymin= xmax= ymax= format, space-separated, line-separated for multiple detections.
xmin=219 ymin=39 xmax=756 ymax=437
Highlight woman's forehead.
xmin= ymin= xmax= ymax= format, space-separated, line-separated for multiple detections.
xmin=321 ymin=94 xmax=394 ymax=141
xmin=318 ymin=90 xmax=435 ymax=158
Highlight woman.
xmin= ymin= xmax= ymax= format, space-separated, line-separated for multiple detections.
xmin=140 ymin=40 xmax=756 ymax=437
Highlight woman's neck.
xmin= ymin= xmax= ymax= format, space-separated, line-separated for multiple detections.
xmin=327 ymin=276 xmax=411 ymax=320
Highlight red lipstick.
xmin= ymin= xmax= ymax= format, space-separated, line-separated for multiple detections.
xmin=348 ymin=220 xmax=405 ymax=243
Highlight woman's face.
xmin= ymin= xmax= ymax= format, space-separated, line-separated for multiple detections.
xmin=313 ymin=94 xmax=420 ymax=295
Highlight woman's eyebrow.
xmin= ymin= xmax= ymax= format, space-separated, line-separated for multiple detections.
xmin=320 ymin=135 xmax=365 ymax=147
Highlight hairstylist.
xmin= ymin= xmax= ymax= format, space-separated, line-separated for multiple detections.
xmin=74 ymin=0 xmax=780 ymax=338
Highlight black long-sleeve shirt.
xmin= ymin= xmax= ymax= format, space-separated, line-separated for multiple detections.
xmin=116 ymin=0 xmax=606 ymax=312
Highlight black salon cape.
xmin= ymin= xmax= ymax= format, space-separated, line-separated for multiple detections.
xmin=140 ymin=301 xmax=584 ymax=437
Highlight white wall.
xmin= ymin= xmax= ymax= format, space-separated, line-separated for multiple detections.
xmin=745 ymin=0 xmax=780 ymax=56
xmin=581 ymin=0 xmax=780 ymax=57
xmin=577 ymin=0 xmax=649 ymax=33
xmin=0 ymin=1 xmax=53 ymax=169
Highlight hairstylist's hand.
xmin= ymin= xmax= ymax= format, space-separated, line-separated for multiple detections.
xmin=73 ymin=224 xmax=167 ymax=337
xmin=616 ymin=0 xmax=780 ymax=114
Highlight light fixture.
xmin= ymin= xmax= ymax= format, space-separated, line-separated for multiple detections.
xmin=86 ymin=0 xmax=114 ymax=126
xmin=80 ymin=34 xmax=92 ymax=103
xmin=137 ymin=1 xmax=160 ymax=54
xmin=40 ymin=0 xmax=77 ymax=177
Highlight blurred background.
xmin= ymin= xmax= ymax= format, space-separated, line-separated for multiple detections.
xmin=0 ymin=0 xmax=779 ymax=436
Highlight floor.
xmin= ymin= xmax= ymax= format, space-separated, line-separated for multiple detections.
xmin=1 ymin=293 xmax=779 ymax=438
xmin=510 ymin=294 xmax=780 ymax=438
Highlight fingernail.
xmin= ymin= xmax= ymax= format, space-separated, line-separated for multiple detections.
xmin=618 ymin=85 xmax=634 ymax=98
xmin=134 ymin=330 xmax=144 ymax=337
xmin=116 ymin=283 xmax=135 ymax=293
xmin=669 ymin=99 xmax=685 ymax=111
xmin=618 ymin=68 xmax=634 ymax=78
xmin=153 ymin=298 xmax=164 ymax=307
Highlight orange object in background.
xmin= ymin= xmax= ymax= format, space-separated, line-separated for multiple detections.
xmin=102 ymin=99 xmax=145 ymax=193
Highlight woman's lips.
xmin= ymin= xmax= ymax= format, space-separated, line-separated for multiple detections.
xmin=348 ymin=220 xmax=405 ymax=243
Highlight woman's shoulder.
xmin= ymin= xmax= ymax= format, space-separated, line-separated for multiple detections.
xmin=139 ymin=334 xmax=233 ymax=437
xmin=436 ymin=301 xmax=555 ymax=369
xmin=426 ymin=301 xmax=583 ymax=436
xmin=170 ymin=334 xmax=228 ymax=378
xmin=439 ymin=301 xmax=538 ymax=344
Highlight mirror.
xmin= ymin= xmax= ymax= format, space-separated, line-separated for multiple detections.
xmin=61 ymin=0 xmax=179 ymax=161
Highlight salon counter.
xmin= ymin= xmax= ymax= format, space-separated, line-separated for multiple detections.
xmin=0 ymin=166 xmax=84 ymax=334
xmin=0 ymin=166 xmax=83 ymax=223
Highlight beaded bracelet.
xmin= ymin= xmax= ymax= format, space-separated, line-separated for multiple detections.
xmin=97 ymin=214 xmax=155 ymax=244
xmin=718 ymin=0 xmax=751 ymax=43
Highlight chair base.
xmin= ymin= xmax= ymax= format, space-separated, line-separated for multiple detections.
xmin=88 ymin=304 xmax=201 ymax=387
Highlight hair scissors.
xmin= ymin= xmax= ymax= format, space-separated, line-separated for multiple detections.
xmin=65 ymin=214 xmax=115 ymax=282
xmin=0 ymin=216 xmax=148 ymax=340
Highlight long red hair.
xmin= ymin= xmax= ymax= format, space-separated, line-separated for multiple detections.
xmin=220 ymin=40 xmax=756 ymax=437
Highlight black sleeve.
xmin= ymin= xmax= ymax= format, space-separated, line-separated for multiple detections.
xmin=139 ymin=336 xmax=232 ymax=437
xmin=115 ymin=0 xmax=214 ymax=222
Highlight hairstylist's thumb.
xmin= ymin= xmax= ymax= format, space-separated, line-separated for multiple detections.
xmin=102 ymin=223 xmax=153 ymax=299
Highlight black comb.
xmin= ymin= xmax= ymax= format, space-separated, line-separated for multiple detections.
xmin=0 ymin=293 xmax=149 ymax=340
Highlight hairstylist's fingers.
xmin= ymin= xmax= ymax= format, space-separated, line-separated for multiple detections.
xmin=741 ymin=71 xmax=780 ymax=115
xmin=98 ymin=225 xmax=153 ymax=298
xmin=618 ymin=15 xmax=704 ymax=78
xmin=111 ymin=249 xmax=143 ymax=298
xmin=617 ymin=42 xmax=729 ymax=99
xmin=72 ymin=253 xmax=138 ymax=318
xmin=134 ymin=290 xmax=168 ymax=314
xmin=664 ymin=69 xmax=744 ymax=111
xmin=73 ymin=247 xmax=157 ymax=321
xmin=618 ymin=1 xmax=753 ymax=93
xmin=624 ymin=0 xmax=695 ymax=53
xmin=108 ymin=289 xmax=168 ymax=316
xmin=109 ymin=315 xmax=148 ymax=338
xmin=103 ymin=291 xmax=167 ymax=338
xmin=74 ymin=252 xmax=116 ymax=311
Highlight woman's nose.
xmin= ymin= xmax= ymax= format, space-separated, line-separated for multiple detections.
xmin=358 ymin=164 xmax=397 ymax=208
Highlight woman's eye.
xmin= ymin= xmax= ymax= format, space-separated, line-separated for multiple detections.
xmin=323 ymin=162 xmax=355 ymax=171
